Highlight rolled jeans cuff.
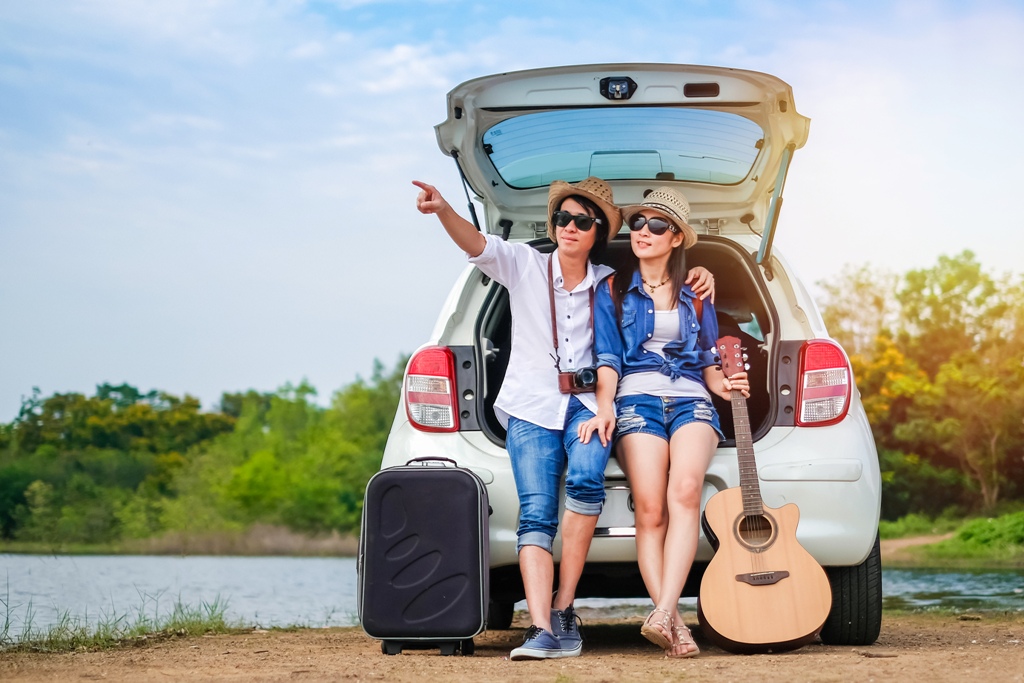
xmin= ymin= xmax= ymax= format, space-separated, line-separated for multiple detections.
xmin=516 ymin=530 xmax=554 ymax=554
xmin=565 ymin=496 xmax=603 ymax=517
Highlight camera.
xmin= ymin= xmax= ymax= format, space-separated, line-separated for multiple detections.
xmin=557 ymin=367 xmax=598 ymax=395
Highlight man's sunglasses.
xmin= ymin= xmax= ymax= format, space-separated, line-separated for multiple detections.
xmin=628 ymin=214 xmax=680 ymax=236
xmin=552 ymin=210 xmax=602 ymax=231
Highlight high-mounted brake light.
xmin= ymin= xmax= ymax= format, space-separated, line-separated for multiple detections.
xmin=795 ymin=339 xmax=851 ymax=427
xmin=405 ymin=346 xmax=459 ymax=433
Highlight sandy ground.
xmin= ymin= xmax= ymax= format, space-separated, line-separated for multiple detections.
xmin=3 ymin=535 xmax=1021 ymax=682
xmin=3 ymin=611 xmax=1022 ymax=683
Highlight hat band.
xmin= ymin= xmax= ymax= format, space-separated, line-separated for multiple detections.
xmin=641 ymin=201 xmax=688 ymax=226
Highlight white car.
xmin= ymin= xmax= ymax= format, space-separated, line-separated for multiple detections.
xmin=381 ymin=63 xmax=882 ymax=645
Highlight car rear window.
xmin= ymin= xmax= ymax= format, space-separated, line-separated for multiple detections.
xmin=482 ymin=107 xmax=764 ymax=189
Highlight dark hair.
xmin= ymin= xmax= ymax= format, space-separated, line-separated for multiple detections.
xmin=558 ymin=194 xmax=609 ymax=261
xmin=611 ymin=223 xmax=688 ymax=319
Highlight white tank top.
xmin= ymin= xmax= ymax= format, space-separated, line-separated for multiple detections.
xmin=617 ymin=308 xmax=710 ymax=399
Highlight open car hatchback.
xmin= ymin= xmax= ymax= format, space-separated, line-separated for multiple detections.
xmin=379 ymin=63 xmax=882 ymax=646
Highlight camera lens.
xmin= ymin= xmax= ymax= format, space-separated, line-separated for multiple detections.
xmin=576 ymin=367 xmax=597 ymax=387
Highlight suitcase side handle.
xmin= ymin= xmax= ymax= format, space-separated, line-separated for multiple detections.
xmin=405 ymin=457 xmax=459 ymax=467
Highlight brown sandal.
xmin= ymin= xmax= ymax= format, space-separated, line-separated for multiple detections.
xmin=640 ymin=608 xmax=674 ymax=650
xmin=667 ymin=624 xmax=700 ymax=658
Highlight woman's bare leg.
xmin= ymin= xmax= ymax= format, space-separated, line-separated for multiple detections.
xmin=617 ymin=433 xmax=670 ymax=619
xmin=655 ymin=423 xmax=719 ymax=617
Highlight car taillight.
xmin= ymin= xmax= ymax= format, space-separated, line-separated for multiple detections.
xmin=795 ymin=339 xmax=851 ymax=427
xmin=405 ymin=346 xmax=459 ymax=432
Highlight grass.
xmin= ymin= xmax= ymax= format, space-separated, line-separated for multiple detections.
xmin=878 ymin=512 xmax=963 ymax=540
xmin=1 ymin=587 xmax=240 ymax=653
xmin=882 ymin=510 xmax=1024 ymax=568
xmin=917 ymin=511 xmax=1024 ymax=565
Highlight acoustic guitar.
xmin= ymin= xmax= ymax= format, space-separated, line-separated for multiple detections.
xmin=697 ymin=336 xmax=832 ymax=653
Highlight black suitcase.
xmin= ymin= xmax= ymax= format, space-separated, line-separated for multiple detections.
xmin=358 ymin=457 xmax=490 ymax=656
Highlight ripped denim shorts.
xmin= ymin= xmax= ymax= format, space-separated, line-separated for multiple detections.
xmin=614 ymin=393 xmax=724 ymax=443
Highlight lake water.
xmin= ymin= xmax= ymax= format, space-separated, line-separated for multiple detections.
xmin=1 ymin=554 xmax=1021 ymax=638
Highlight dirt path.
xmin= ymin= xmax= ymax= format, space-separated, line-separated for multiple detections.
xmin=3 ymin=610 xmax=1022 ymax=683
xmin=880 ymin=533 xmax=956 ymax=564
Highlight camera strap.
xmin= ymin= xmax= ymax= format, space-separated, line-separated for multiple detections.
xmin=547 ymin=253 xmax=596 ymax=372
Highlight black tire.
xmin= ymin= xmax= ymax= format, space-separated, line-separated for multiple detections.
xmin=381 ymin=641 xmax=402 ymax=655
xmin=488 ymin=599 xmax=515 ymax=630
xmin=820 ymin=534 xmax=882 ymax=645
xmin=439 ymin=642 xmax=458 ymax=656
xmin=461 ymin=638 xmax=475 ymax=656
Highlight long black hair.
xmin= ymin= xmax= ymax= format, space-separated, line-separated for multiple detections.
xmin=610 ymin=221 xmax=688 ymax=319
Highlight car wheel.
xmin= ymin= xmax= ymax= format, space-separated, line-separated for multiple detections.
xmin=488 ymin=599 xmax=515 ymax=630
xmin=820 ymin=533 xmax=882 ymax=645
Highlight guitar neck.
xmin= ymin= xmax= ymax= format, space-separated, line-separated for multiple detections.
xmin=731 ymin=390 xmax=763 ymax=517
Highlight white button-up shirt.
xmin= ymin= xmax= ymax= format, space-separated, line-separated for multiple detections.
xmin=468 ymin=235 xmax=613 ymax=430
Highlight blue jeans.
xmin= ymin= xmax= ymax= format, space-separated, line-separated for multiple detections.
xmin=506 ymin=396 xmax=613 ymax=553
xmin=615 ymin=393 xmax=725 ymax=442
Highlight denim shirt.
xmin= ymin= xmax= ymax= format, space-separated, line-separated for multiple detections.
xmin=594 ymin=268 xmax=719 ymax=382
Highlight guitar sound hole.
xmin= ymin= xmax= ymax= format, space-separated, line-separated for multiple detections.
xmin=736 ymin=514 xmax=774 ymax=549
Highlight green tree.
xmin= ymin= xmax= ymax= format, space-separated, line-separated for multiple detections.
xmin=895 ymin=251 xmax=1005 ymax=377
xmin=0 ymin=384 xmax=234 ymax=541
xmin=162 ymin=360 xmax=408 ymax=536
xmin=894 ymin=321 xmax=1024 ymax=511
xmin=13 ymin=480 xmax=57 ymax=542
xmin=878 ymin=449 xmax=967 ymax=520
xmin=3 ymin=358 xmax=410 ymax=542
xmin=820 ymin=254 xmax=1024 ymax=514
xmin=818 ymin=264 xmax=899 ymax=359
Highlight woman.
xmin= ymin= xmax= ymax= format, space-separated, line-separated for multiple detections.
xmin=581 ymin=187 xmax=749 ymax=658
xmin=413 ymin=178 xmax=714 ymax=660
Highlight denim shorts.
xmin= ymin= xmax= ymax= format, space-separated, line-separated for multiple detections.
xmin=505 ymin=396 xmax=613 ymax=554
xmin=614 ymin=393 xmax=724 ymax=442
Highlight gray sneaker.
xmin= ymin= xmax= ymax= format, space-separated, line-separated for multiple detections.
xmin=510 ymin=625 xmax=567 ymax=660
xmin=550 ymin=605 xmax=583 ymax=657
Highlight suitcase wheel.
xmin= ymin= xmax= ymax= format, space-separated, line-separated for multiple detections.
xmin=381 ymin=641 xmax=403 ymax=655
xmin=460 ymin=638 xmax=475 ymax=656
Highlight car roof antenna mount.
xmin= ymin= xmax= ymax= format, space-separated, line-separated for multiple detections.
xmin=450 ymin=150 xmax=481 ymax=233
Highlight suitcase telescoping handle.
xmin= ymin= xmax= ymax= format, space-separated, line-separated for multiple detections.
xmin=405 ymin=457 xmax=459 ymax=467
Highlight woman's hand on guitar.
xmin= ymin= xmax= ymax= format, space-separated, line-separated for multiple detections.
xmin=722 ymin=371 xmax=750 ymax=398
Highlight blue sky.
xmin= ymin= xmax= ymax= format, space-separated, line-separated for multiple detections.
xmin=1 ymin=0 xmax=1022 ymax=421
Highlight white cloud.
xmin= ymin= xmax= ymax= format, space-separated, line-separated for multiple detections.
xmin=352 ymin=43 xmax=458 ymax=94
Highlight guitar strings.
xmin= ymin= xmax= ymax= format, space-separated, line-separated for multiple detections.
xmin=726 ymin=340 xmax=771 ymax=575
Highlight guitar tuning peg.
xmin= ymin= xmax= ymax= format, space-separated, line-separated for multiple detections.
xmin=741 ymin=353 xmax=749 ymax=361
xmin=744 ymin=363 xmax=750 ymax=371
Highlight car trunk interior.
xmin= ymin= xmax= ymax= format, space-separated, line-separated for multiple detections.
xmin=474 ymin=237 xmax=773 ymax=448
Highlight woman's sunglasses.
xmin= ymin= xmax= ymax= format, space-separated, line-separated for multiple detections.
xmin=552 ymin=210 xmax=602 ymax=231
xmin=628 ymin=214 xmax=680 ymax=236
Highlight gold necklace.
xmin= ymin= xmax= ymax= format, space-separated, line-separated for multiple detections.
xmin=642 ymin=275 xmax=669 ymax=290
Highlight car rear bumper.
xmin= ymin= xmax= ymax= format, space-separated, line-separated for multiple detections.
xmin=381 ymin=408 xmax=881 ymax=581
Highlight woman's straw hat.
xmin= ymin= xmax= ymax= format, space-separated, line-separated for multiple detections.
xmin=621 ymin=186 xmax=698 ymax=249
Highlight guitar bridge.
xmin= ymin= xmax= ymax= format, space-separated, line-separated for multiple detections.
xmin=734 ymin=570 xmax=790 ymax=586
